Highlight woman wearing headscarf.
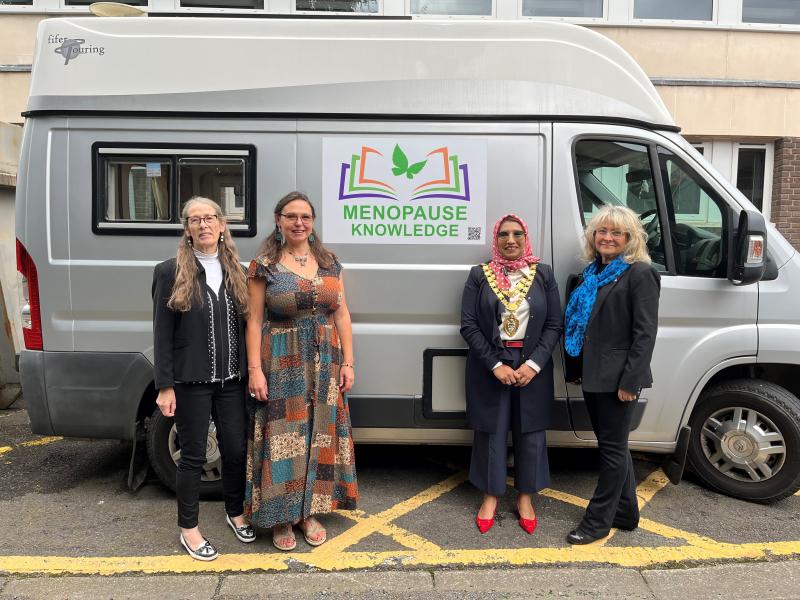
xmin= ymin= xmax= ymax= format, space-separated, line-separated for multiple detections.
xmin=245 ymin=191 xmax=358 ymax=551
xmin=563 ymin=205 xmax=660 ymax=544
xmin=460 ymin=214 xmax=562 ymax=535
xmin=152 ymin=196 xmax=255 ymax=561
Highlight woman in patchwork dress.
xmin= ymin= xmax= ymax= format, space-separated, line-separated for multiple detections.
xmin=245 ymin=191 xmax=358 ymax=551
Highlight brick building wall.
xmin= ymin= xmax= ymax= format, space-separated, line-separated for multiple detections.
xmin=772 ymin=138 xmax=800 ymax=250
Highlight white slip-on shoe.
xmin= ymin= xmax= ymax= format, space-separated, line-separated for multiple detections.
xmin=226 ymin=514 xmax=256 ymax=543
xmin=179 ymin=534 xmax=219 ymax=561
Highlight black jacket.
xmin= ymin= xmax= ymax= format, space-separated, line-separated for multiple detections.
xmin=152 ymin=258 xmax=247 ymax=390
xmin=565 ymin=260 xmax=660 ymax=393
xmin=460 ymin=262 xmax=562 ymax=433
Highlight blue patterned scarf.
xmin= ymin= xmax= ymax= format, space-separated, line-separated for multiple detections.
xmin=564 ymin=257 xmax=630 ymax=357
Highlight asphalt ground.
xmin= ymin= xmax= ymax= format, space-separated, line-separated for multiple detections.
xmin=1 ymin=397 xmax=800 ymax=598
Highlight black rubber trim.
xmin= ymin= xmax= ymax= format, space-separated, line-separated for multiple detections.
xmin=20 ymin=110 xmax=681 ymax=132
xmin=348 ymin=395 xmax=416 ymax=428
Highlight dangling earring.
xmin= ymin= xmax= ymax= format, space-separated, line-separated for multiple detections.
xmin=219 ymin=232 xmax=224 ymax=244
xmin=187 ymin=237 xmax=193 ymax=247
xmin=275 ymin=225 xmax=284 ymax=245
xmin=309 ymin=232 xmax=315 ymax=243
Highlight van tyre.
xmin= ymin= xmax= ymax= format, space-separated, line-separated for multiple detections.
xmin=688 ymin=379 xmax=800 ymax=503
xmin=146 ymin=408 xmax=223 ymax=499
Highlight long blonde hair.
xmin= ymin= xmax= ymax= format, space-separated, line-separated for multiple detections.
xmin=256 ymin=191 xmax=336 ymax=269
xmin=581 ymin=205 xmax=651 ymax=265
xmin=167 ymin=196 xmax=249 ymax=316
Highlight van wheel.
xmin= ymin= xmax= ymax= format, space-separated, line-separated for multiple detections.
xmin=688 ymin=379 xmax=800 ymax=503
xmin=146 ymin=408 xmax=223 ymax=499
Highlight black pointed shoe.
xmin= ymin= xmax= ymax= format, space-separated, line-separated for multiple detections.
xmin=566 ymin=529 xmax=607 ymax=545
xmin=226 ymin=514 xmax=256 ymax=543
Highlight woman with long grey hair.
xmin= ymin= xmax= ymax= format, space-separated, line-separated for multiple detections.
xmin=152 ymin=196 xmax=255 ymax=561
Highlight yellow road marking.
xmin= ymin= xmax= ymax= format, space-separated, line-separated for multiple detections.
xmin=3 ymin=537 xmax=800 ymax=576
xmin=19 ymin=436 xmax=63 ymax=448
xmin=0 ymin=446 xmax=12 ymax=458
xmin=336 ymin=510 xmax=443 ymax=553
xmin=307 ymin=471 xmax=466 ymax=569
xmin=599 ymin=467 xmax=671 ymax=546
xmin=0 ymin=463 xmax=796 ymax=576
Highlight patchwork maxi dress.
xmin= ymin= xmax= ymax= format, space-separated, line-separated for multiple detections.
xmin=244 ymin=257 xmax=359 ymax=529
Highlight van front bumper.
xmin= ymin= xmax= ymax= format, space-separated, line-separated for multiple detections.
xmin=18 ymin=350 xmax=154 ymax=440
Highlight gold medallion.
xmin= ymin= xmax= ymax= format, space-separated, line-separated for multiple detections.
xmin=503 ymin=313 xmax=520 ymax=337
xmin=481 ymin=263 xmax=538 ymax=318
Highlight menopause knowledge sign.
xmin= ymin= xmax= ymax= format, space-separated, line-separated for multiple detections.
xmin=322 ymin=137 xmax=487 ymax=245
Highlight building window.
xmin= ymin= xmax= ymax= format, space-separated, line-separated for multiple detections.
xmin=65 ymin=0 xmax=146 ymax=5
xmin=521 ymin=0 xmax=602 ymax=18
xmin=633 ymin=0 xmax=712 ymax=21
xmin=181 ymin=0 xmax=263 ymax=7
xmin=742 ymin=0 xmax=800 ymax=25
xmin=736 ymin=147 xmax=766 ymax=212
xmin=296 ymin=0 xmax=378 ymax=11
xmin=410 ymin=0 xmax=492 ymax=16
xmin=0 ymin=0 xmax=34 ymax=5
xmin=94 ymin=145 xmax=256 ymax=236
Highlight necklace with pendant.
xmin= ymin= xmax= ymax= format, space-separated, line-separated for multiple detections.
xmin=482 ymin=263 xmax=537 ymax=337
xmin=288 ymin=250 xmax=309 ymax=267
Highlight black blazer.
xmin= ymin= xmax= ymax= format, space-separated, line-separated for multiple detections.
xmin=565 ymin=260 xmax=660 ymax=394
xmin=152 ymin=258 xmax=247 ymax=390
xmin=460 ymin=262 xmax=562 ymax=433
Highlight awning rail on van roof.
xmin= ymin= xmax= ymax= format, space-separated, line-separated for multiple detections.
xmin=28 ymin=18 xmax=675 ymax=129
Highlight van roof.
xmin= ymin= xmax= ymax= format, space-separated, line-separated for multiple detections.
xmin=27 ymin=17 xmax=675 ymax=129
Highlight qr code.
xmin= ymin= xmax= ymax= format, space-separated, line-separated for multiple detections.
xmin=468 ymin=226 xmax=482 ymax=241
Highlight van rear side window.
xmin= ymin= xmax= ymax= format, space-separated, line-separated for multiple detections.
xmin=93 ymin=145 xmax=256 ymax=236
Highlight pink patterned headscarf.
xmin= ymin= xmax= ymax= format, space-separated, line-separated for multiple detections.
xmin=489 ymin=213 xmax=539 ymax=291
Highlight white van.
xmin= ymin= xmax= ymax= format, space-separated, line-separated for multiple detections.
xmin=16 ymin=16 xmax=800 ymax=502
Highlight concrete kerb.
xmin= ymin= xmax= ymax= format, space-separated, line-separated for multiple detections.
xmin=641 ymin=561 xmax=800 ymax=600
xmin=0 ymin=575 xmax=221 ymax=600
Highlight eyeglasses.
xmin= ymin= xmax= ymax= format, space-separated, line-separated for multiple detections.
xmin=497 ymin=231 xmax=525 ymax=240
xmin=280 ymin=213 xmax=313 ymax=224
xmin=187 ymin=215 xmax=218 ymax=226
xmin=595 ymin=228 xmax=626 ymax=239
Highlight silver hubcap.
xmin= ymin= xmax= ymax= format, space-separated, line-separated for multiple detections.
xmin=701 ymin=406 xmax=786 ymax=482
xmin=168 ymin=421 xmax=222 ymax=482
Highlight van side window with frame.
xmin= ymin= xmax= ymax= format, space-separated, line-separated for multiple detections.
xmin=573 ymin=139 xmax=668 ymax=272
xmin=94 ymin=145 xmax=255 ymax=235
xmin=657 ymin=148 xmax=728 ymax=278
xmin=104 ymin=158 xmax=171 ymax=222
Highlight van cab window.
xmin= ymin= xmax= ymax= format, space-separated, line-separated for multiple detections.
xmin=574 ymin=139 xmax=668 ymax=272
xmin=657 ymin=148 xmax=727 ymax=278
xmin=94 ymin=146 xmax=255 ymax=235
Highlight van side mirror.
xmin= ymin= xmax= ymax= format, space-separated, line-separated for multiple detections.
xmin=730 ymin=209 xmax=767 ymax=286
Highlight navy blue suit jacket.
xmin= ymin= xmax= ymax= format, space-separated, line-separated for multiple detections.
xmin=460 ymin=262 xmax=562 ymax=433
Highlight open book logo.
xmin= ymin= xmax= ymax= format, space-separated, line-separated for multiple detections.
xmin=337 ymin=144 xmax=471 ymax=202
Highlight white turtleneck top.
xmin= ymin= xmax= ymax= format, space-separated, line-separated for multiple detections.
xmin=194 ymin=248 xmax=223 ymax=297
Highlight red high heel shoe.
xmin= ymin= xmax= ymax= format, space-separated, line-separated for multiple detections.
xmin=517 ymin=513 xmax=537 ymax=534
xmin=475 ymin=509 xmax=497 ymax=534
xmin=516 ymin=503 xmax=537 ymax=534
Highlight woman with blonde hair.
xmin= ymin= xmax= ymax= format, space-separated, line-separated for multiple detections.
xmin=245 ymin=191 xmax=358 ymax=551
xmin=152 ymin=196 xmax=255 ymax=561
xmin=563 ymin=205 xmax=661 ymax=544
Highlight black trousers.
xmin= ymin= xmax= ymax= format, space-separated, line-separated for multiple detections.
xmin=173 ymin=379 xmax=247 ymax=529
xmin=579 ymin=390 xmax=640 ymax=537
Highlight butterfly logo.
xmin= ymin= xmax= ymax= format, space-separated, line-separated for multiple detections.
xmin=391 ymin=144 xmax=427 ymax=180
